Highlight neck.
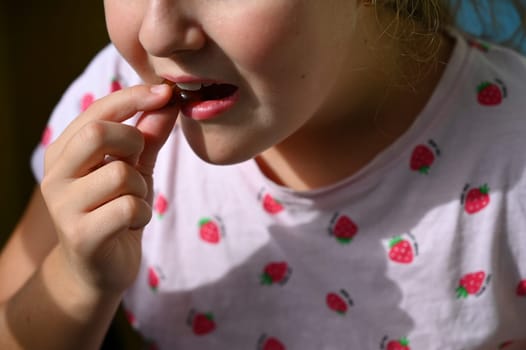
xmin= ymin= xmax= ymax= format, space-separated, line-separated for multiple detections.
xmin=256 ymin=32 xmax=455 ymax=191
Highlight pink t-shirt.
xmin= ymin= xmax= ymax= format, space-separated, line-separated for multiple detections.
xmin=32 ymin=31 xmax=526 ymax=349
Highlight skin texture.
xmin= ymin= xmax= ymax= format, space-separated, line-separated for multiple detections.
xmin=103 ymin=0 xmax=454 ymax=190
xmin=10 ymin=1 xmax=523 ymax=349
xmin=0 ymin=84 xmax=177 ymax=349
xmin=104 ymin=0 xmax=362 ymax=165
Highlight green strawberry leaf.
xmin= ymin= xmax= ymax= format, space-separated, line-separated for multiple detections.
xmin=419 ymin=165 xmax=430 ymax=174
xmin=198 ymin=217 xmax=212 ymax=227
xmin=479 ymin=184 xmax=490 ymax=194
xmin=456 ymin=286 xmax=468 ymax=298
xmin=260 ymin=273 xmax=273 ymax=285
xmin=336 ymin=237 xmax=352 ymax=245
xmin=389 ymin=236 xmax=403 ymax=248
xmin=400 ymin=337 xmax=410 ymax=346
xmin=477 ymin=81 xmax=491 ymax=92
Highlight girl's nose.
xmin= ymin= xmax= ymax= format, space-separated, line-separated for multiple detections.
xmin=138 ymin=1 xmax=206 ymax=57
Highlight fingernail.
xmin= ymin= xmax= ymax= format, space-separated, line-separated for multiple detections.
xmin=150 ymin=84 xmax=168 ymax=95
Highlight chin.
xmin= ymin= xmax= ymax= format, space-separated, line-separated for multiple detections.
xmin=182 ymin=130 xmax=257 ymax=166
xmin=193 ymin=144 xmax=256 ymax=166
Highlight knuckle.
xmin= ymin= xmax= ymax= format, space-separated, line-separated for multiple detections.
xmin=126 ymin=86 xmax=141 ymax=102
xmin=119 ymin=195 xmax=141 ymax=221
xmin=80 ymin=121 xmax=107 ymax=146
xmin=119 ymin=195 xmax=151 ymax=229
xmin=107 ymin=161 xmax=132 ymax=189
xmin=138 ymin=176 xmax=149 ymax=198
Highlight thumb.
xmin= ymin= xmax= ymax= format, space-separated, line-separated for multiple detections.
xmin=135 ymin=107 xmax=178 ymax=178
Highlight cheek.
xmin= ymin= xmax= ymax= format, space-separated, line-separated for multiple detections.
xmin=212 ymin=4 xmax=305 ymax=75
xmin=213 ymin=3 xmax=326 ymax=125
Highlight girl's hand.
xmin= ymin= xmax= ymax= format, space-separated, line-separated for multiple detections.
xmin=40 ymin=84 xmax=176 ymax=295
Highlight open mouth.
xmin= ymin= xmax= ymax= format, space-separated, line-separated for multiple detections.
xmin=168 ymin=82 xmax=238 ymax=106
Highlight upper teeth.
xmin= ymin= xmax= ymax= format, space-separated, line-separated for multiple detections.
xmin=175 ymin=82 xmax=202 ymax=91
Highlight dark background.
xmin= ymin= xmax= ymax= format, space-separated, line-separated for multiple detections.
xmin=0 ymin=1 xmax=109 ymax=245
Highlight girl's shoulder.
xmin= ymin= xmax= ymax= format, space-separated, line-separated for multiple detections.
xmin=463 ymin=31 xmax=526 ymax=86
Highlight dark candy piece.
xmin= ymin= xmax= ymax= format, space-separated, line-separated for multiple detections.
xmin=167 ymin=83 xmax=203 ymax=107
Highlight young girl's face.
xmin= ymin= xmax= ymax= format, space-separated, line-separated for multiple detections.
xmin=104 ymin=0 xmax=369 ymax=164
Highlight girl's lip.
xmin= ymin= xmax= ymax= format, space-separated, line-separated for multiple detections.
xmin=180 ymin=89 xmax=240 ymax=121
xmin=160 ymin=74 xmax=240 ymax=121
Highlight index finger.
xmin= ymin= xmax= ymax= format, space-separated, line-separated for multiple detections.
xmin=56 ymin=84 xmax=173 ymax=148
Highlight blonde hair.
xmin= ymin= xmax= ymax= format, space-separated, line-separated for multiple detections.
xmin=370 ymin=0 xmax=526 ymax=84
xmin=380 ymin=0 xmax=526 ymax=51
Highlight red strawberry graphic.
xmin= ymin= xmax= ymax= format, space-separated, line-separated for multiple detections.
xmin=387 ymin=337 xmax=411 ymax=350
xmin=260 ymin=262 xmax=290 ymax=285
xmin=262 ymin=194 xmax=284 ymax=214
xmin=464 ymin=184 xmax=490 ymax=214
xmin=468 ymin=38 xmax=490 ymax=52
xmin=516 ymin=280 xmax=526 ymax=296
xmin=40 ymin=126 xmax=52 ymax=147
xmin=477 ymin=81 xmax=504 ymax=106
xmin=110 ymin=77 xmax=123 ymax=93
xmin=191 ymin=312 xmax=216 ymax=335
xmin=262 ymin=337 xmax=286 ymax=350
xmin=154 ymin=193 xmax=168 ymax=218
xmin=330 ymin=214 xmax=358 ymax=244
xmin=410 ymin=145 xmax=435 ymax=174
xmin=326 ymin=291 xmax=351 ymax=315
xmin=80 ymin=92 xmax=95 ymax=111
xmin=148 ymin=266 xmax=163 ymax=292
xmin=198 ymin=217 xmax=221 ymax=244
xmin=388 ymin=236 xmax=414 ymax=264
xmin=456 ymin=271 xmax=487 ymax=298
xmin=124 ymin=309 xmax=138 ymax=328
xmin=499 ymin=340 xmax=515 ymax=349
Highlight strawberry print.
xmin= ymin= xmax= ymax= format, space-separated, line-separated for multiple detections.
xmin=124 ymin=309 xmax=138 ymax=329
xmin=456 ymin=271 xmax=489 ymax=298
xmin=326 ymin=289 xmax=353 ymax=315
xmin=148 ymin=266 xmax=164 ymax=292
xmin=477 ymin=79 xmax=506 ymax=106
xmin=40 ymin=126 xmax=52 ymax=147
xmin=260 ymin=261 xmax=291 ymax=285
xmin=260 ymin=337 xmax=286 ymax=350
xmin=329 ymin=214 xmax=358 ymax=244
xmin=499 ymin=340 xmax=515 ymax=349
xmin=410 ymin=144 xmax=435 ymax=174
xmin=188 ymin=310 xmax=216 ymax=336
xmin=262 ymin=193 xmax=284 ymax=214
xmin=468 ymin=38 xmax=490 ymax=52
xmin=154 ymin=193 xmax=168 ymax=218
xmin=386 ymin=337 xmax=411 ymax=350
xmin=388 ymin=236 xmax=414 ymax=264
xmin=80 ymin=92 xmax=95 ymax=111
xmin=463 ymin=183 xmax=490 ymax=214
xmin=258 ymin=334 xmax=286 ymax=350
xmin=198 ymin=217 xmax=223 ymax=244
xmin=110 ymin=77 xmax=123 ymax=93
xmin=516 ymin=280 xmax=526 ymax=296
